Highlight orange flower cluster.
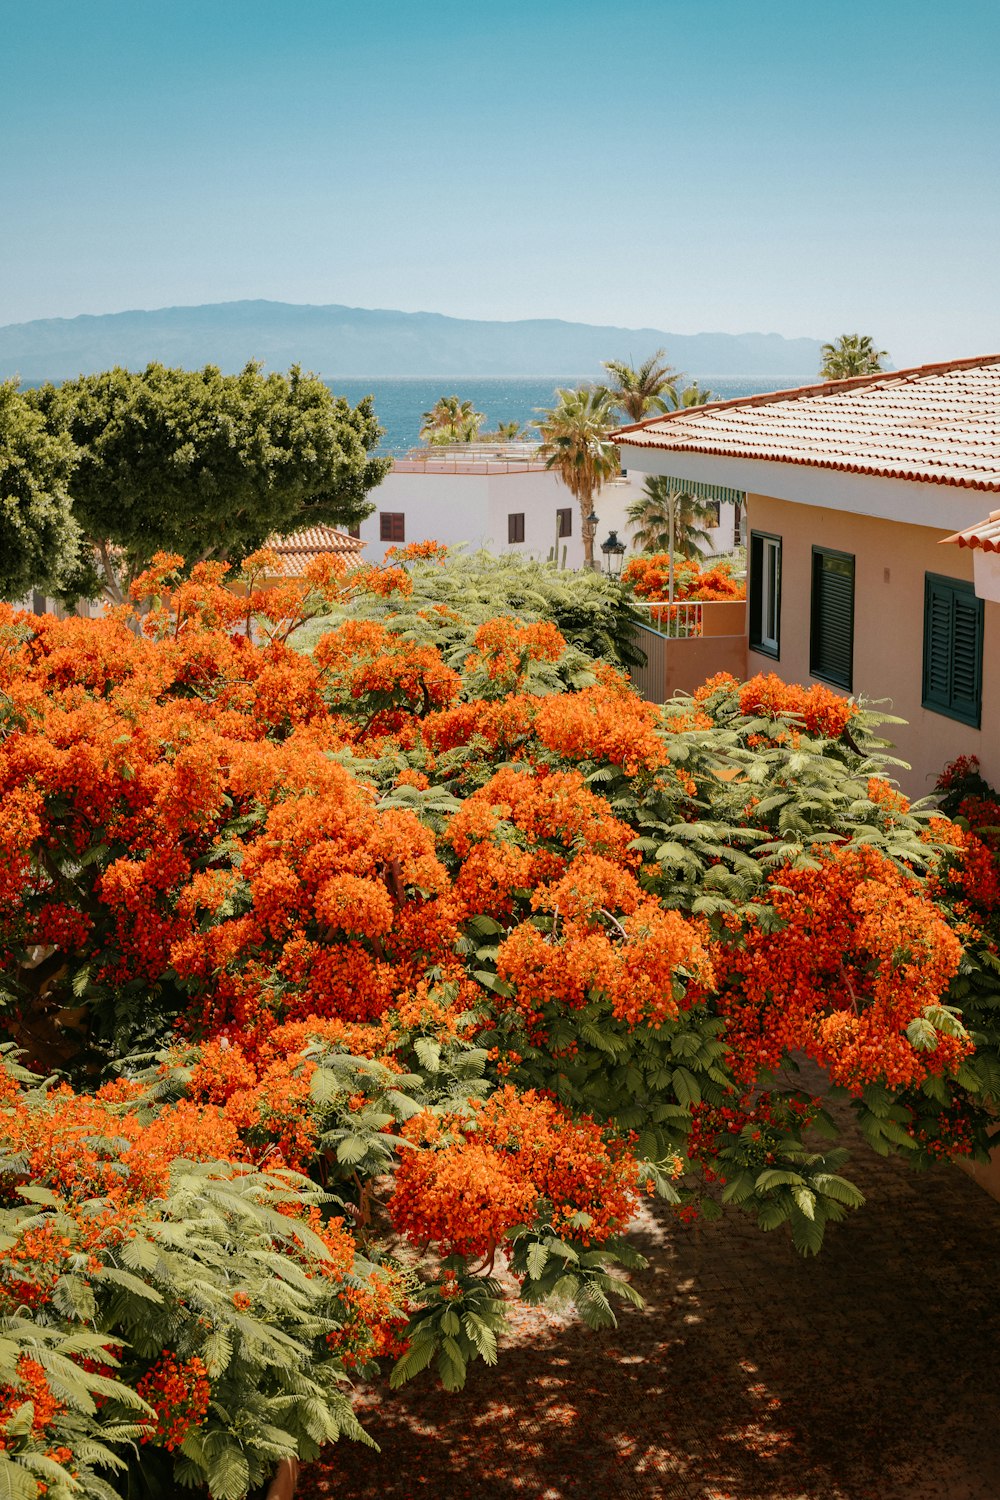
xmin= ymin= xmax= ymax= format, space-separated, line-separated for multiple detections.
xmin=717 ymin=845 xmax=968 ymax=1092
xmin=693 ymin=671 xmax=860 ymax=740
xmin=347 ymin=563 xmax=413 ymax=598
xmin=736 ymin=673 xmax=858 ymax=738
xmin=315 ymin=619 xmax=463 ymax=724
xmin=0 ymin=1357 xmax=62 ymax=1451
xmin=463 ymin=618 xmax=567 ymax=684
xmin=136 ymin=1354 xmax=211 ymax=1451
xmin=534 ymin=687 xmax=669 ymax=773
xmin=421 ymin=694 xmax=541 ymax=756
xmin=384 ymin=539 xmax=449 ymax=563
xmin=623 ymin=554 xmax=746 ymax=603
xmin=389 ymin=1087 xmax=640 ymax=1258
xmin=925 ymin=816 xmax=1000 ymax=917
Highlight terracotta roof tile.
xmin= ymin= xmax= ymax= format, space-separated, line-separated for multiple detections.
xmin=941 ymin=507 xmax=1000 ymax=552
xmin=267 ymin=524 xmax=363 ymax=576
xmin=613 ymin=354 xmax=1000 ymax=492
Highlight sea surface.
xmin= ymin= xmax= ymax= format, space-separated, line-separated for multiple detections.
xmin=330 ymin=376 xmax=805 ymax=456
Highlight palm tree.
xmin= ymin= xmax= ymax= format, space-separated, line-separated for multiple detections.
xmin=673 ymin=381 xmax=713 ymax=409
xmin=535 ymin=387 xmax=620 ymax=570
xmin=481 ymin=419 xmax=523 ymax=442
xmin=419 ymin=395 xmax=485 ymax=445
xmin=626 ymin=477 xmax=715 ymax=558
xmin=602 ymin=349 xmax=678 ymax=423
xmin=819 ymin=334 xmax=889 ymax=381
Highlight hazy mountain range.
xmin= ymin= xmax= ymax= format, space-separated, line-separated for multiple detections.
xmin=0 ymin=300 xmax=825 ymax=382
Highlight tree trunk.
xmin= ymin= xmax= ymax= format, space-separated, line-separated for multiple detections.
xmin=580 ymin=496 xmax=596 ymax=571
xmin=264 ymin=1459 xmax=299 ymax=1499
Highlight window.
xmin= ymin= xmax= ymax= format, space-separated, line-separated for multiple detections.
xmin=347 ymin=523 xmax=361 ymax=539
xmin=923 ymin=573 xmax=984 ymax=727
xmin=379 ymin=512 xmax=404 ymax=543
xmin=508 ymin=512 xmax=525 ymax=544
xmin=810 ymin=547 xmax=854 ymax=689
xmin=557 ymin=507 xmax=572 ymax=538
xmin=749 ymin=531 xmax=781 ymax=658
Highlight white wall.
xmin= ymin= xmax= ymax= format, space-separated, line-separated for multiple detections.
xmin=359 ymin=465 xmax=738 ymax=567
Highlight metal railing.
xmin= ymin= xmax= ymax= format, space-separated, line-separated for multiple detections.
xmin=630 ymin=600 xmax=705 ymax=639
xmin=395 ymin=442 xmax=547 ymax=473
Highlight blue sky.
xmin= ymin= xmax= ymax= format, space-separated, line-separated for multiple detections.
xmin=2 ymin=0 xmax=999 ymax=362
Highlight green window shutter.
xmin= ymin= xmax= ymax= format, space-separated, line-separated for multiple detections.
xmin=810 ymin=548 xmax=854 ymax=690
xmin=923 ymin=574 xmax=983 ymax=727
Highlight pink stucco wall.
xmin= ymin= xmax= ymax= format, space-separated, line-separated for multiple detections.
xmin=746 ymin=493 xmax=1000 ymax=799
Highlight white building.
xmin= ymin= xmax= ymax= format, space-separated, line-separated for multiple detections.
xmin=355 ymin=445 xmax=739 ymax=567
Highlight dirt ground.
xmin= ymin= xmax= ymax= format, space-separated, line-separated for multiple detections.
xmin=303 ymin=1116 xmax=1000 ymax=1500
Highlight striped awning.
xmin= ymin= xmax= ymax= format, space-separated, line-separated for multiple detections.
xmin=655 ymin=476 xmax=745 ymax=504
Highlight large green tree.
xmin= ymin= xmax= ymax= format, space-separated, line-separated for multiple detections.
xmin=819 ymin=334 xmax=889 ymax=380
xmin=535 ymin=386 xmax=621 ymax=570
xmin=27 ymin=362 xmax=389 ymax=602
xmin=0 ymin=381 xmax=81 ymax=602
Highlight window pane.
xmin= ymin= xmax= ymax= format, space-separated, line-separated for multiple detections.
xmin=749 ymin=531 xmax=780 ymax=658
xmin=762 ymin=539 xmax=779 ymax=649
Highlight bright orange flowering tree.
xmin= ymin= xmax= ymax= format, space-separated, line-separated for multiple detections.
xmin=622 ymin=552 xmax=746 ymax=603
xmin=1 ymin=552 xmax=998 ymax=1497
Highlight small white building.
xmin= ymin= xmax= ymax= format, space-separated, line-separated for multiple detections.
xmin=355 ymin=445 xmax=739 ymax=567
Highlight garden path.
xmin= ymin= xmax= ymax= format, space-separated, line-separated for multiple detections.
xmin=303 ymin=1110 xmax=1000 ymax=1500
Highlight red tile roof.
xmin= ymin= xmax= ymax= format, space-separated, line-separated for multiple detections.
xmin=267 ymin=524 xmax=363 ymax=576
xmin=613 ymin=354 xmax=1000 ymax=492
xmin=942 ymin=507 xmax=1000 ymax=553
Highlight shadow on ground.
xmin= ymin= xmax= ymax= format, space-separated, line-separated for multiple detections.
xmin=303 ymin=1124 xmax=1000 ymax=1500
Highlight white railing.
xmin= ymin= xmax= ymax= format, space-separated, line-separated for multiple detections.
xmin=393 ymin=455 xmax=549 ymax=474
xmin=631 ymin=600 xmax=705 ymax=639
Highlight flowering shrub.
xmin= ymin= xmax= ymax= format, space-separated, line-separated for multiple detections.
xmin=694 ymin=670 xmax=860 ymax=740
xmin=623 ymin=553 xmax=746 ymax=602
xmin=1 ymin=550 xmax=998 ymax=1494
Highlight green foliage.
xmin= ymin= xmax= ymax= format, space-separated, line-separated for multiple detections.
xmin=819 ymin=333 xmax=889 ymax=380
xmin=534 ymin=387 xmax=621 ymax=569
xmin=297 ymin=550 xmax=648 ymax=670
xmin=390 ymin=1268 xmax=506 ymax=1392
xmin=626 ymin=476 xmax=716 ymax=558
xmin=419 ymin=396 xmax=485 ymax=445
xmin=25 ymin=363 xmax=389 ymax=602
xmin=0 ymin=382 xmax=81 ymax=603
xmin=0 ymin=1056 xmax=396 ymax=1498
xmin=601 ymin=349 xmax=679 ymax=423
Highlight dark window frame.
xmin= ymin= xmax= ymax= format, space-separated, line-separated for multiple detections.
xmin=748 ymin=529 xmax=782 ymax=660
xmin=508 ymin=512 xmax=525 ymax=544
xmin=556 ymin=507 xmax=573 ymax=538
xmin=809 ymin=545 xmax=855 ymax=691
xmin=379 ymin=512 xmax=405 ymax=543
xmin=922 ymin=572 xmax=984 ymax=728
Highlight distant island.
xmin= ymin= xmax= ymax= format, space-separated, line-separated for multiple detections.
xmin=0 ymin=300 xmax=823 ymax=383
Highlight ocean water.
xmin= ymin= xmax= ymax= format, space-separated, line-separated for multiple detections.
xmin=330 ymin=376 xmax=804 ymax=456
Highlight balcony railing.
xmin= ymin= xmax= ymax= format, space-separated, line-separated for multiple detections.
xmin=629 ymin=600 xmax=748 ymax=704
xmin=631 ymin=600 xmax=706 ymax=639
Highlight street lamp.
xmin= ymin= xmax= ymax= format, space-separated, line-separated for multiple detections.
xmin=600 ymin=529 xmax=626 ymax=579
